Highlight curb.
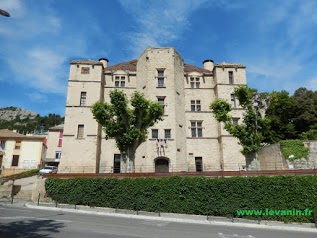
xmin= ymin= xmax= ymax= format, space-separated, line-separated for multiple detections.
xmin=25 ymin=203 xmax=317 ymax=233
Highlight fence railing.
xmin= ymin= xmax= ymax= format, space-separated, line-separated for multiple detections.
xmin=54 ymin=161 xmax=317 ymax=174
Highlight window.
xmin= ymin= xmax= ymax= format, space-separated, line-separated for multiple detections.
xmin=152 ymin=129 xmax=158 ymax=139
xmin=55 ymin=151 xmax=62 ymax=159
xmin=190 ymin=77 xmax=200 ymax=88
xmin=58 ymin=138 xmax=63 ymax=147
xmin=232 ymin=118 xmax=239 ymax=125
xmin=195 ymin=157 xmax=203 ymax=172
xmin=11 ymin=155 xmax=19 ymax=166
xmin=157 ymin=70 xmax=165 ymax=87
xmin=113 ymin=154 xmax=121 ymax=173
xmin=80 ymin=92 xmax=87 ymax=106
xmin=15 ymin=141 xmax=21 ymax=150
xmin=77 ymin=125 xmax=84 ymax=139
xmin=231 ymin=94 xmax=236 ymax=108
xmin=164 ymin=129 xmax=171 ymax=139
xmin=157 ymin=97 xmax=165 ymax=114
xmin=115 ymin=76 xmax=126 ymax=87
xmin=191 ymin=121 xmax=203 ymax=137
xmin=81 ymin=67 xmax=90 ymax=74
xmin=191 ymin=100 xmax=201 ymax=111
xmin=0 ymin=141 xmax=5 ymax=150
xmin=228 ymin=71 xmax=234 ymax=84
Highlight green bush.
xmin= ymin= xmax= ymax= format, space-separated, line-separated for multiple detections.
xmin=45 ymin=176 xmax=317 ymax=223
xmin=2 ymin=169 xmax=39 ymax=181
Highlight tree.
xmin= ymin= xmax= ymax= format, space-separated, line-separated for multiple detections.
xmin=210 ymin=86 xmax=270 ymax=156
xmin=91 ymin=89 xmax=164 ymax=172
xmin=293 ymin=88 xmax=317 ymax=134
xmin=265 ymin=91 xmax=297 ymax=142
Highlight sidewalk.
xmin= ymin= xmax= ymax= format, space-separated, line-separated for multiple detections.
xmin=1 ymin=198 xmax=317 ymax=233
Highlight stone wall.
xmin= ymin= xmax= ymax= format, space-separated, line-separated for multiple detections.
xmin=254 ymin=141 xmax=317 ymax=170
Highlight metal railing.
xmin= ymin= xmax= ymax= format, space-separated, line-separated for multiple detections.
xmin=54 ymin=162 xmax=317 ymax=174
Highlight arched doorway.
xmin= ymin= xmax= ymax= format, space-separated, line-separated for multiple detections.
xmin=155 ymin=157 xmax=169 ymax=173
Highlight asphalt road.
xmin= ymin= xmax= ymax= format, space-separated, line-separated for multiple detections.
xmin=0 ymin=205 xmax=316 ymax=238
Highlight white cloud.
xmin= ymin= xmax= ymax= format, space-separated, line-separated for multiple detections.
xmin=7 ymin=48 xmax=67 ymax=93
xmin=118 ymin=0 xmax=208 ymax=56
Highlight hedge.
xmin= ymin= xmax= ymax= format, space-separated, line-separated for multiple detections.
xmin=45 ymin=176 xmax=317 ymax=223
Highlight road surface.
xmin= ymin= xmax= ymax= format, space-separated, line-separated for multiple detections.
xmin=0 ymin=205 xmax=316 ymax=238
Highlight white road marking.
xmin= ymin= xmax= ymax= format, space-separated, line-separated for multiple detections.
xmin=218 ymin=233 xmax=254 ymax=238
xmin=0 ymin=207 xmax=33 ymax=212
xmin=0 ymin=216 xmax=72 ymax=223
xmin=140 ymin=220 xmax=170 ymax=227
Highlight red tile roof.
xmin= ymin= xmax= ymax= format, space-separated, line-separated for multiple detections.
xmin=104 ymin=60 xmax=212 ymax=74
xmin=0 ymin=129 xmax=44 ymax=140
xmin=104 ymin=59 xmax=137 ymax=72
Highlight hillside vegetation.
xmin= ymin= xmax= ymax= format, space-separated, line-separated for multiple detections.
xmin=0 ymin=107 xmax=64 ymax=134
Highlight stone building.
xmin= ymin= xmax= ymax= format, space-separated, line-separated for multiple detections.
xmin=59 ymin=47 xmax=247 ymax=173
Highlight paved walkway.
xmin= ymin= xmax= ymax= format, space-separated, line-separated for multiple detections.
xmin=1 ymin=197 xmax=316 ymax=233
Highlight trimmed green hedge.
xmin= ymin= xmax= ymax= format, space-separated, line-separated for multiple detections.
xmin=45 ymin=176 xmax=317 ymax=223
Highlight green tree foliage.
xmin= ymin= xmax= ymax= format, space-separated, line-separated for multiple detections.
xmin=265 ymin=91 xmax=297 ymax=142
xmin=300 ymin=124 xmax=317 ymax=140
xmin=210 ymin=86 xmax=270 ymax=155
xmin=293 ymin=87 xmax=317 ymax=134
xmin=91 ymin=90 xmax=164 ymax=172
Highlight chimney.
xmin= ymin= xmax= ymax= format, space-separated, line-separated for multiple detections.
xmin=99 ymin=58 xmax=109 ymax=68
xmin=203 ymin=59 xmax=214 ymax=71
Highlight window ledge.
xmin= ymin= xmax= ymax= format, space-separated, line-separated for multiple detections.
xmin=156 ymin=86 xmax=166 ymax=88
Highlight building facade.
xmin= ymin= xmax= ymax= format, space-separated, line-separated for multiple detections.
xmin=0 ymin=129 xmax=47 ymax=176
xmin=59 ymin=47 xmax=247 ymax=173
xmin=43 ymin=124 xmax=63 ymax=167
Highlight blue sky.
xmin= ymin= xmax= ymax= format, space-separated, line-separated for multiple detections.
xmin=0 ymin=0 xmax=317 ymax=116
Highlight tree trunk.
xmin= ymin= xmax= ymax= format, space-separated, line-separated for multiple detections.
xmin=121 ymin=149 xmax=136 ymax=173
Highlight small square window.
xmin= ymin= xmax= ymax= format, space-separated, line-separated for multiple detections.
xmin=157 ymin=69 xmax=165 ymax=87
xmin=77 ymin=125 xmax=84 ymax=139
xmin=164 ymin=129 xmax=171 ymax=139
xmin=15 ymin=141 xmax=21 ymax=150
xmin=55 ymin=151 xmax=62 ymax=159
xmin=229 ymin=71 xmax=234 ymax=84
xmin=80 ymin=92 xmax=86 ymax=106
xmin=152 ymin=129 xmax=158 ymax=139
xmin=232 ymin=118 xmax=239 ymax=125
xmin=81 ymin=67 xmax=90 ymax=74
xmin=231 ymin=94 xmax=237 ymax=108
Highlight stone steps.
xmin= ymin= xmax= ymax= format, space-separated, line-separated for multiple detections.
xmin=14 ymin=190 xmax=32 ymax=200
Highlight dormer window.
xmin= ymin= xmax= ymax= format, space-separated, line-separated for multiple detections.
xmin=115 ymin=76 xmax=126 ymax=87
xmin=190 ymin=77 xmax=200 ymax=88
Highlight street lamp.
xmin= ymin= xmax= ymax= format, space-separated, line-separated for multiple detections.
xmin=0 ymin=9 xmax=10 ymax=17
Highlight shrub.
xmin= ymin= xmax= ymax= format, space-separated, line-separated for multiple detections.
xmin=45 ymin=175 xmax=317 ymax=223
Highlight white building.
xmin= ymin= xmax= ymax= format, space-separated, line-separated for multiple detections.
xmin=0 ymin=129 xmax=46 ymax=176
xmin=59 ymin=47 xmax=247 ymax=173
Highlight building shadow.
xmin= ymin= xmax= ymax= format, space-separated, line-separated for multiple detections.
xmin=0 ymin=218 xmax=66 ymax=238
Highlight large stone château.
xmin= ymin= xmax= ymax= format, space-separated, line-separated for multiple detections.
xmin=59 ymin=47 xmax=247 ymax=173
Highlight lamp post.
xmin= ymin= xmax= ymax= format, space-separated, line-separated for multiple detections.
xmin=0 ymin=9 xmax=10 ymax=17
